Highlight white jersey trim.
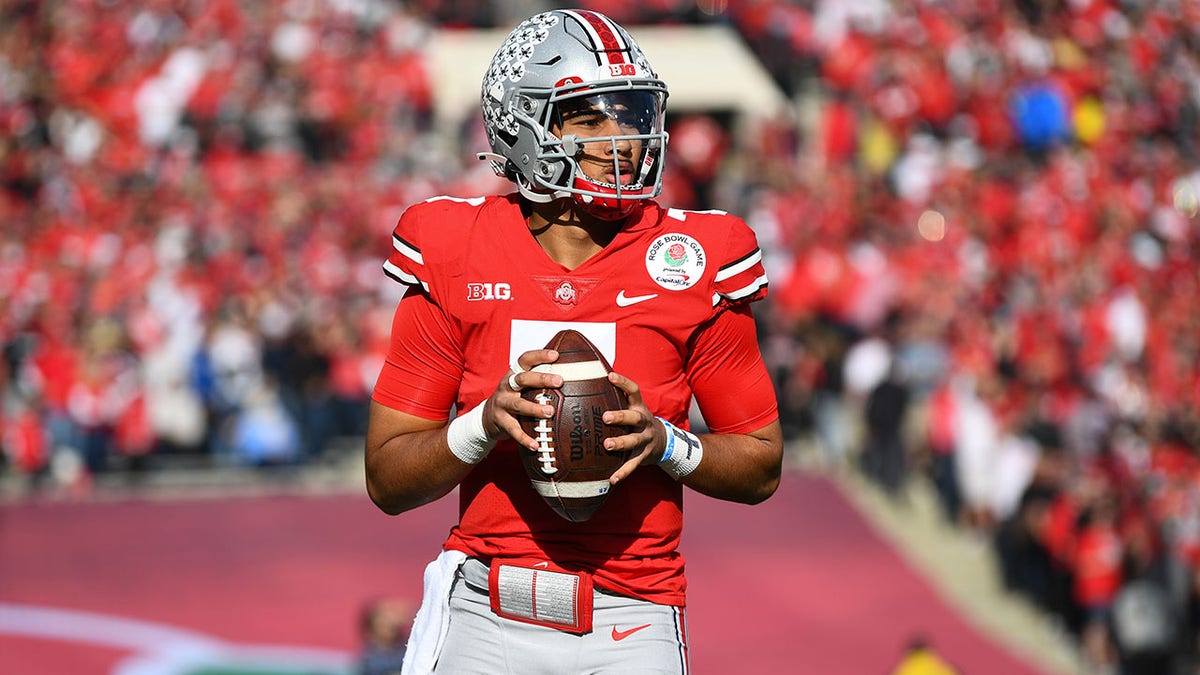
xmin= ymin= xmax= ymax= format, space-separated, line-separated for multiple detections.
xmin=712 ymin=274 xmax=768 ymax=306
xmin=715 ymin=248 xmax=762 ymax=282
xmin=393 ymin=234 xmax=424 ymax=265
xmin=383 ymin=260 xmax=429 ymax=293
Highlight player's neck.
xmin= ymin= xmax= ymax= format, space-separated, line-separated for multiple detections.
xmin=526 ymin=200 xmax=622 ymax=270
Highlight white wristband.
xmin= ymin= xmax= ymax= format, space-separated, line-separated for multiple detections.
xmin=656 ymin=417 xmax=703 ymax=479
xmin=447 ymin=402 xmax=494 ymax=465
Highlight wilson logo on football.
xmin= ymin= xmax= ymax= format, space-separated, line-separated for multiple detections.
xmin=467 ymin=282 xmax=512 ymax=301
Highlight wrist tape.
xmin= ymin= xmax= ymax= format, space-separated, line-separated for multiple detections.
xmin=447 ymin=402 xmax=494 ymax=465
xmin=656 ymin=417 xmax=703 ymax=479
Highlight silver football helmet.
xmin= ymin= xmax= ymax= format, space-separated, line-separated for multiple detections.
xmin=479 ymin=10 xmax=669 ymax=220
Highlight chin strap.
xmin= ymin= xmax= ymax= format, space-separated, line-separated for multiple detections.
xmin=476 ymin=152 xmax=508 ymax=178
xmin=517 ymin=182 xmax=563 ymax=204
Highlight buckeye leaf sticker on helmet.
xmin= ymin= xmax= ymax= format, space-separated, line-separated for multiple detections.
xmin=478 ymin=9 xmax=669 ymax=221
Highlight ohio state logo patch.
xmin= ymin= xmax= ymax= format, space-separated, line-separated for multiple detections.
xmin=554 ymin=281 xmax=577 ymax=305
xmin=533 ymin=276 xmax=599 ymax=311
xmin=646 ymin=234 xmax=705 ymax=291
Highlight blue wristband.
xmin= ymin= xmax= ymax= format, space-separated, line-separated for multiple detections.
xmin=656 ymin=417 xmax=676 ymax=463
xmin=655 ymin=416 xmax=704 ymax=479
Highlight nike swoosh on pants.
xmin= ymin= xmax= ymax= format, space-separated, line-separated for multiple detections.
xmin=611 ymin=623 xmax=652 ymax=641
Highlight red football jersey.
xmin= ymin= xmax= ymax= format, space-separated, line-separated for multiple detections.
xmin=373 ymin=194 xmax=776 ymax=605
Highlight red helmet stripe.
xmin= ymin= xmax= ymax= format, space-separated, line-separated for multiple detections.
xmin=562 ymin=9 xmax=629 ymax=65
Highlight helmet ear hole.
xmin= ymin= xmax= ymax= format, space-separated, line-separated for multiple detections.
xmin=495 ymin=127 xmax=518 ymax=150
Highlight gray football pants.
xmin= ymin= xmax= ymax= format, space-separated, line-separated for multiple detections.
xmin=432 ymin=557 xmax=690 ymax=674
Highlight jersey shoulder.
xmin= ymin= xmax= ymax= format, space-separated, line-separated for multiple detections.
xmin=383 ymin=194 xmax=511 ymax=292
xmin=653 ymin=206 xmax=769 ymax=306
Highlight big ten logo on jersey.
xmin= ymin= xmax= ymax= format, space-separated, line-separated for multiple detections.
xmin=467 ymin=282 xmax=512 ymax=301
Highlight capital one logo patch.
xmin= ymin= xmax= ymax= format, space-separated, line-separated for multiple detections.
xmin=467 ymin=282 xmax=512 ymax=301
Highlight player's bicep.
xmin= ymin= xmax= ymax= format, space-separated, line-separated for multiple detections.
xmin=371 ymin=288 xmax=463 ymax=420
xmin=686 ymin=305 xmax=778 ymax=435
xmin=366 ymin=400 xmax=445 ymax=453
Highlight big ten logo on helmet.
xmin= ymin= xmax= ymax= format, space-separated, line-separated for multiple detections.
xmin=467 ymin=282 xmax=512 ymax=301
xmin=601 ymin=63 xmax=639 ymax=78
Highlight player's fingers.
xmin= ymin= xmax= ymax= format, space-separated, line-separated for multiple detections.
xmin=494 ymin=403 xmax=553 ymax=451
xmin=483 ymin=388 xmax=554 ymax=438
xmin=606 ymin=371 xmax=643 ymax=406
xmin=506 ymin=370 xmax=522 ymax=392
xmin=501 ymin=390 xmax=554 ymax=423
xmin=508 ymin=350 xmax=563 ymax=392
xmin=522 ymin=369 xmax=564 ymax=391
xmin=601 ymin=408 xmax=649 ymax=430
xmin=609 ymin=447 xmax=653 ymax=484
xmin=515 ymin=349 xmax=559 ymax=373
xmin=603 ymin=424 xmax=655 ymax=453
xmin=501 ymin=419 xmax=541 ymax=451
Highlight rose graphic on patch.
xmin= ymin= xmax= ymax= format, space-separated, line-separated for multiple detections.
xmin=664 ymin=243 xmax=688 ymax=267
xmin=645 ymin=233 xmax=706 ymax=290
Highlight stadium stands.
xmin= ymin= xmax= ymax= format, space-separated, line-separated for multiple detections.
xmin=1 ymin=1 xmax=1198 ymax=671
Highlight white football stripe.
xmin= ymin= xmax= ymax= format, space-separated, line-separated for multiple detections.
xmin=531 ymin=360 xmax=608 ymax=381
xmin=530 ymin=479 xmax=612 ymax=499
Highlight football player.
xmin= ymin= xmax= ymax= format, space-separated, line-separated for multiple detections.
xmin=366 ymin=9 xmax=782 ymax=673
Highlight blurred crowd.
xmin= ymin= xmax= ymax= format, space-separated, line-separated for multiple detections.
xmin=1 ymin=0 xmax=1199 ymax=672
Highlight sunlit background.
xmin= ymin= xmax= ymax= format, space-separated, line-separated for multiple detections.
xmin=2 ymin=1 xmax=1199 ymax=674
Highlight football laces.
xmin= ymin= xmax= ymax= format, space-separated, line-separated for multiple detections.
xmin=533 ymin=393 xmax=557 ymax=474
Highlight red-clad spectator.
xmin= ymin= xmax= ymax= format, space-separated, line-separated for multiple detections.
xmin=906 ymin=50 xmax=957 ymax=131
xmin=1 ymin=408 xmax=50 ymax=478
xmin=926 ymin=379 xmax=961 ymax=522
xmin=821 ymin=28 xmax=877 ymax=95
xmin=818 ymin=93 xmax=858 ymax=166
xmin=114 ymin=393 xmax=155 ymax=461
xmin=2 ymin=3 xmax=1199 ymax=660
xmin=669 ymin=114 xmax=728 ymax=185
xmin=1041 ymin=491 xmax=1078 ymax=573
xmin=1072 ymin=493 xmax=1124 ymax=669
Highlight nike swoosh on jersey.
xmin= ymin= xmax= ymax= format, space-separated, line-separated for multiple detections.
xmin=616 ymin=291 xmax=658 ymax=307
xmin=611 ymin=624 xmax=652 ymax=641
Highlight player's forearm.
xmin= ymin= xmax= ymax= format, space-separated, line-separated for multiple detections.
xmin=364 ymin=401 xmax=478 ymax=515
xmin=365 ymin=427 xmax=474 ymax=515
xmin=677 ymin=421 xmax=783 ymax=504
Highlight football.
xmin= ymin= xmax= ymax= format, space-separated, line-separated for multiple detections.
xmin=518 ymin=329 xmax=630 ymax=522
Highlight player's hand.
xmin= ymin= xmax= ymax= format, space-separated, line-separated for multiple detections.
xmin=601 ymin=371 xmax=668 ymax=484
xmin=483 ymin=349 xmax=562 ymax=451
